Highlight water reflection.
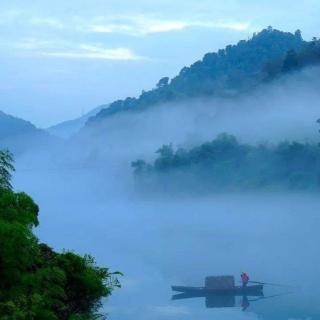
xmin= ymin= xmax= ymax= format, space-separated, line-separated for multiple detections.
xmin=13 ymin=169 xmax=320 ymax=320
xmin=170 ymin=276 xmax=298 ymax=320
xmin=172 ymin=275 xmax=264 ymax=310
xmin=172 ymin=292 xmax=291 ymax=310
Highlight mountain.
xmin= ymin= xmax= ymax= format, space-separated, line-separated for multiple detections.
xmin=47 ymin=104 xmax=107 ymax=138
xmin=87 ymin=28 xmax=317 ymax=125
xmin=0 ymin=111 xmax=58 ymax=155
xmin=88 ymin=27 xmax=306 ymax=124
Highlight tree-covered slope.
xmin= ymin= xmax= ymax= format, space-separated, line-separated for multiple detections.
xmin=88 ymin=28 xmax=316 ymax=125
xmin=132 ymin=132 xmax=320 ymax=192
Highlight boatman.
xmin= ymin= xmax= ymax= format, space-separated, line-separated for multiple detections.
xmin=241 ymin=272 xmax=249 ymax=288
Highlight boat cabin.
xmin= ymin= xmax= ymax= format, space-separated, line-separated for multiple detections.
xmin=205 ymin=275 xmax=235 ymax=290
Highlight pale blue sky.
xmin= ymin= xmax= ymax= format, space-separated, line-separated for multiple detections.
xmin=1 ymin=0 xmax=319 ymax=127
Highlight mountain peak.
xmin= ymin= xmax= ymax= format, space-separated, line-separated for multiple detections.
xmin=87 ymin=28 xmax=317 ymax=126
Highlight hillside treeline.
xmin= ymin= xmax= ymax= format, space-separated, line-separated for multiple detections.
xmin=132 ymin=133 xmax=320 ymax=192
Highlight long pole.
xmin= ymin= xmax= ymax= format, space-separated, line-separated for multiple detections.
xmin=248 ymin=280 xmax=297 ymax=289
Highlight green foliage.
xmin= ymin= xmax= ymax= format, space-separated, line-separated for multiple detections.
xmin=0 ymin=150 xmax=15 ymax=190
xmin=132 ymin=133 xmax=320 ymax=192
xmin=0 ymin=151 xmax=121 ymax=319
xmin=267 ymin=38 xmax=320 ymax=76
xmin=282 ymin=49 xmax=299 ymax=72
xmin=131 ymin=160 xmax=150 ymax=174
xmin=156 ymin=77 xmax=170 ymax=88
xmin=90 ymin=28 xmax=308 ymax=124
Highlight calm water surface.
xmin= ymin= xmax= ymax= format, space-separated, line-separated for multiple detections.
xmin=14 ymin=170 xmax=320 ymax=320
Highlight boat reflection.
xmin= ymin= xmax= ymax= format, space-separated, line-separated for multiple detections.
xmin=172 ymin=291 xmax=264 ymax=309
xmin=171 ymin=275 xmax=288 ymax=310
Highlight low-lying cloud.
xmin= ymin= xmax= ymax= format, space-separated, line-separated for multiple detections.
xmin=42 ymin=45 xmax=144 ymax=61
xmin=89 ymin=15 xmax=255 ymax=36
xmin=80 ymin=66 xmax=320 ymax=165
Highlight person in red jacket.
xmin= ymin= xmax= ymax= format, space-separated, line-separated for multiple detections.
xmin=241 ymin=272 xmax=249 ymax=288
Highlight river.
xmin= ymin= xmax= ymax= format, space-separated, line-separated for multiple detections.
xmin=14 ymin=167 xmax=320 ymax=320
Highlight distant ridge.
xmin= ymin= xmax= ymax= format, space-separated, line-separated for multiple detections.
xmin=0 ymin=110 xmax=40 ymax=139
xmin=47 ymin=104 xmax=107 ymax=138
xmin=0 ymin=110 xmax=58 ymax=154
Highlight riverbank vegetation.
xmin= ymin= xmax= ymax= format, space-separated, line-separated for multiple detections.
xmin=0 ymin=150 xmax=121 ymax=320
xmin=132 ymin=133 xmax=320 ymax=192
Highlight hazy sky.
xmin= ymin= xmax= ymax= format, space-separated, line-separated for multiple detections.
xmin=1 ymin=0 xmax=320 ymax=127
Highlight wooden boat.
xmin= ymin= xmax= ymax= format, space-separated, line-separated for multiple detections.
xmin=171 ymin=284 xmax=264 ymax=296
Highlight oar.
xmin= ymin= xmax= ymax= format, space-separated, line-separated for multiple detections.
xmin=247 ymin=280 xmax=297 ymax=289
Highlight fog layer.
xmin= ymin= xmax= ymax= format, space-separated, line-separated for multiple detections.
xmin=12 ymin=67 xmax=320 ymax=319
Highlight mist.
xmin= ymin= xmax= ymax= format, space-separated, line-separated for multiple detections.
xmin=11 ymin=66 xmax=320 ymax=319
xmin=81 ymin=66 xmax=320 ymax=160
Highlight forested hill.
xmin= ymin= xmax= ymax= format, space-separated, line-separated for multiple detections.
xmin=87 ymin=28 xmax=320 ymax=125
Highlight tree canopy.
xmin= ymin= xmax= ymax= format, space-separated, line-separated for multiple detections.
xmin=0 ymin=150 xmax=15 ymax=190
xmin=0 ymin=151 xmax=121 ymax=319
xmin=132 ymin=133 xmax=320 ymax=192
